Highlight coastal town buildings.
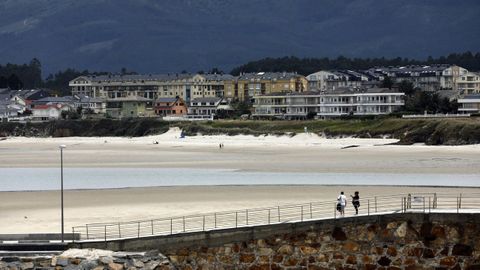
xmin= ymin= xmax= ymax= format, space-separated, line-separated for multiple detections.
xmin=366 ymin=65 xmax=468 ymax=92
xmin=227 ymin=72 xmax=308 ymax=102
xmin=253 ymin=87 xmax=405 ymax=119
xmin=69 ymin=74 xmax=235 ymax=104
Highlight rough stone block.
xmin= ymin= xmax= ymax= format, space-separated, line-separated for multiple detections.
xmin=452 ymin=244 xmax=473 ymax=256
xmin=277 ymin=244 xmax=293 ymax=255
xmin=239 ymin=254 xmax=255 ymax=264
xmin=440 ymin=256 xmax=457 ymax=267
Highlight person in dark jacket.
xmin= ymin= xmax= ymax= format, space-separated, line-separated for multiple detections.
xmin=351 ymin=191 xmax=360 ymax=215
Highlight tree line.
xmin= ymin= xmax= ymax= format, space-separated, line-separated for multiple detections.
xmin=230 ymin=51 xmax=480 ymax=76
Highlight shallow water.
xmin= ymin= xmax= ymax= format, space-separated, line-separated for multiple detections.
xmin=0 ymin=168 xmax=479 ymax=191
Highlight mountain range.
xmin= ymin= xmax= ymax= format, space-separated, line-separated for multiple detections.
xmin=1 ymin=0 xmax=479 ymax=75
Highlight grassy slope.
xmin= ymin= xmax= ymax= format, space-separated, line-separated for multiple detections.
xmin=176 ymin=118 xmax=480 ymax=145
xmin=1 ymin=118 xmax=479 ymax=145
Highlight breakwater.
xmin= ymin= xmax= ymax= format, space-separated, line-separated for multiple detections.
xmin=59 ymin=213 xmax=480 ymax=269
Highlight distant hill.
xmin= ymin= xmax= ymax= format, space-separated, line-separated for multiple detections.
xmin=1 ymin=0 xmax=479 ymax=76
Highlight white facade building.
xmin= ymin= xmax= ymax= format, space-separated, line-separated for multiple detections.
xmin=455 ymin=72 xmax=480 ymax=95
xmin=458 ymin=95 xmax=480 ymax=114
xmin=253 ymin=88 xmax=405 ymax=119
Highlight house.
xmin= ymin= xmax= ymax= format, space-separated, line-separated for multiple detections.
xmin=10 ymin=89 xmax=49 ymax=107
xmin=72 ymin=94 xmax=106 ymax=114
xmin=253 ymin=88 xmax=405 ymax=119
xmin=458 ymin=95 xmax=480 ymax=114
xmin=154 ymin=97 xmax=187 ymax=117
xmin=188 ymin=97 xmax=226 ymax=116
xmin=31 ymin=103 xmax=74 ymax=121
xmin=31 ymin=97 xmax=75 ymax=110
xmin=0 ymin=99 xmax=20 ymax=122
xmin=106 ymin=96 xmax=153 ymax=118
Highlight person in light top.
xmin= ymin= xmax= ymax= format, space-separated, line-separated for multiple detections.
xmin=337 ymin=191 xmax=347 ymax=217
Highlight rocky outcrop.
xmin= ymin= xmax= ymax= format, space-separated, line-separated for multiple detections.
xmin=0 ymin=249 xmax=174 ymax=270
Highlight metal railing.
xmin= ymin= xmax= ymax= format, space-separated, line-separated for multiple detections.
xmin=72 ymin=192 xmax=480 ymax=243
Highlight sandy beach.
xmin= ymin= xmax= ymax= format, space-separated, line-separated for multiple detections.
xmin=1 ymin=128 xmax=480 ymax=233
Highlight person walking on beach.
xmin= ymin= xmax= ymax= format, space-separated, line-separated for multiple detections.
xmin=337 ymin=191 xmax=347 ymax=217
xmin=351 ymin=191 xmax=360 ymax=215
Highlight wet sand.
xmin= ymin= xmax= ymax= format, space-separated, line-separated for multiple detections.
xmin=0 ymin=129 xmax=479 ymax=233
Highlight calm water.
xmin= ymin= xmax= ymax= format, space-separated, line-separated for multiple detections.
xmin=0 ymin=168 xmax=479 ymax=191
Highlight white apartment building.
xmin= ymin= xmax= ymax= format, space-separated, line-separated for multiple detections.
xmin=455 ymin=72 xmax=480 ymax=95
xmin=306 ymin=70 xmax=367 ymax=91
xmin=69 ymin=74 xmax=234 ymax=103
xmin=458 ymin=95 xmax=480 ymax=114
xmin=367 ymin=65 xmax=468 ymax=92
xmin=253 ymin=88 xmax=404 ymax=119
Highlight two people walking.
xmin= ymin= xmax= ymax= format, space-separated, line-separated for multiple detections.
xmin=337 ymin=191 xmax=360 ymax=217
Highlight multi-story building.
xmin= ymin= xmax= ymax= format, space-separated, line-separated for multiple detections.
xmin=69 ymin=73 xmax=235 ymax=103
xmin=191 ymin=74 xmax=235 ymax=99
xmin=188 ymin=97 xmax=232 ymax=117
xmin=106 ymin=96 xmax=154 ymax=118
xmin=366 ymin=65 xmax=468 ymax=92
xmin=455 ymin=72 xmax=480 ymax=95
xmin=307 ymin=70 xmax=368 ymax=91
xmin=226 ymin=72 xmax=307 ymax=102
xmin=253 ymin=88 xmax=404 ymax=119
xmin=458 ymin=95 xmax=480 ymax=114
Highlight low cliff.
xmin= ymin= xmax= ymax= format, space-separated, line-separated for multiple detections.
xmin=1 ymin=118 xmax=480 ymax=145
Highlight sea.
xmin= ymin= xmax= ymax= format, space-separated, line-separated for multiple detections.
xmin=0 ymin=168 xmax=479 ymax=191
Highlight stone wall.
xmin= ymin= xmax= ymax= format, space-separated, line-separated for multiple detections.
xmin=158 ymin=213 xmax=480 ymax=269
xmin=3 ymin=213 xmax=480 ymax=269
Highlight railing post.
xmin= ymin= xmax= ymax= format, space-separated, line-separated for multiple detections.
xmin=72 ymin=227 xmax=75 ymax=243
xmin=423 ymin=197 xmax=425 ymax=213
xmin=310 ymin=203 xmax=313 ymax=219
xmin=214 ymin=213 xmax=217 ymax=228
xmin=301 ymin=205 xmax=304 ymax=222
xmin=459 ymin=193 xmax=462 ymax=209
xmin=268 ymin=209 xmax=271 ymax=224
xmin=367 ymin=200 xmax=370 ymax=216
xmin=104 ymin=225 xmax=107 ymax=243
xmin=137 ymin=222 xmax=140 ymax=238
xmin=428 ymin=197 xmax=431 ymax=213
xmin=151 ymin=220 xmax=154 ymax=235
xmin=433 ymin=193 xmax=437 ymax=209
xmin=203 ymin=215 xmax=206 ymax=231
xmin=375 ymin=196 xmax=377 ymax=213
xmin=457 ymin=197 xmax=459 ymax=213
xmin=246 ymin=209 xmax=249 ymax=225
xmin=407 ymin=194 xmax=411 ymax=209
xmin=235 ymin=212 xmax=238 ymax=228
xmin=86 ymin=225 xmax=89 ymax=240
xmin=278 ymin=206 xmax=281 ymax=222
xmin=334 ymin=203 xmax=337 ymax=219
xmin=170 ymin=218 xmax=173 ymax=234
xmin=183 ymin=216 xmax=186 ymax=232
xmin=118 ymin=223 xmax=121 ymax=238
